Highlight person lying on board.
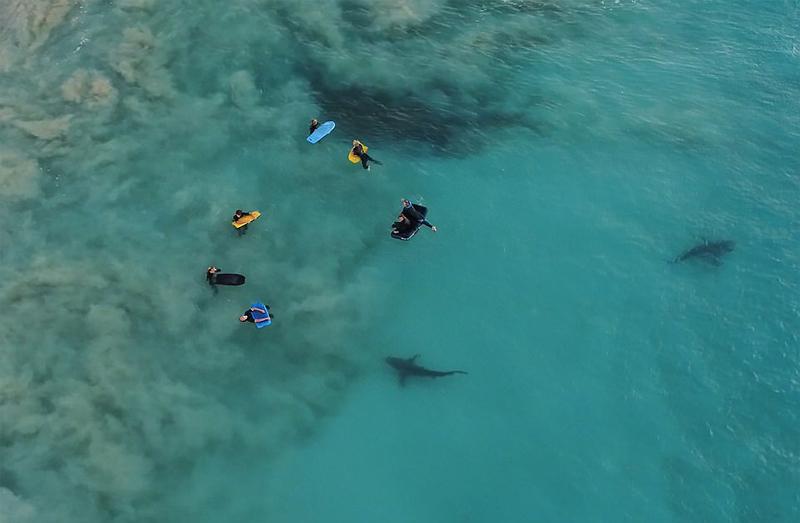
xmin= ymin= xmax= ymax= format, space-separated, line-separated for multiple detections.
xmin=239 ymin=304 xmax=273 ymax=323
xmin=232 ymin=209 xmax=252 ymax=236
xmin=206 ymin=266 xmax=221 ymax=292
xmin=401 ymin=199 xmax=437 ymax=231
xmin=351 ymin=140 xmax=382 ymax=170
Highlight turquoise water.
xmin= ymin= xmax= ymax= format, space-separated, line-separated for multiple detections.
xmin=1 ymin=1 xmax=798 ymax=521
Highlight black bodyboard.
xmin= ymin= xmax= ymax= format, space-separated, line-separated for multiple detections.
xmin=214 ymin=273 xmax=246 ymax=286
xmin=391 ymin=204 xmax=428 ymax=241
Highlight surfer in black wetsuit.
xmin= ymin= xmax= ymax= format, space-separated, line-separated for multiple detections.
xmin=239 ymin=304 xmax=272 ymax=323
xmin=351 ymin=140 xmax=382 ymax=170
xmin=207 ymin=266 xmax=221 ymax=292
xmin=309 ymin=119 xmax=319 ymax=135
xmin=233 ymin=209 xmax=251 ymax=236
xmin=401 ymin=199 xmax=437 ymax=231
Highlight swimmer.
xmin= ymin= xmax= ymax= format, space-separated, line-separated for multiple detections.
xmin=309 ymin=119 xmax=320 ymax=135
xmin=206 ymin=266 xmax=221 ymax=292
xmin=233 ymin=209 xmax=251 ymax=236
xmin=351 ymin=139 xmax=382 ymax=171
xmin=401 ymin=199 xmax=437 ymax=231
xmin=239 ymin=304 xmax=273 ymax=323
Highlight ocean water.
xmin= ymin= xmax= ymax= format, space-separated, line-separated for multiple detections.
xmin=1 ymin=1 xmax=799 ymax=522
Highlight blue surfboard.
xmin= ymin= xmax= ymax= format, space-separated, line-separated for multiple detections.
xmin=307 ymin=121 xmax=335 ymax=144
xmin=251 ymin=302 xmax=272 ymax=328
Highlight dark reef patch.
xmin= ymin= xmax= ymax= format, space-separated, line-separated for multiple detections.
xmin=272 ymin=1 xmax=572 ymax=156
xmin=307 ymin=79 xmax=544 ymax=156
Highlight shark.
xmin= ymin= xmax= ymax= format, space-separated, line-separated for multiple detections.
xmin=673 ymin=239 xmax=735 ymax=265
xmin=385 ymin=355 xmax=467 ymax=386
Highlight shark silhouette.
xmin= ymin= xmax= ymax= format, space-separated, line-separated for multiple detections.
xmin=673 ymin=239 xmax=735 ymax=265
xmin=385 ymin=355 xmax=467 ymax=386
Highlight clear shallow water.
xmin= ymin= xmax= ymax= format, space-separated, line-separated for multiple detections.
xmin=0 ymin=1 xmax=798 ymax=522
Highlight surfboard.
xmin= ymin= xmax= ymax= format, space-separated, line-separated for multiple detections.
xmin=307 ymin=121 xmax=335 ymax=144
xmin=348 ymin=144 xmax=367 ymax=164
xmin=213 ymin=273 xmax=245 ymax=286
xmin=251 ymin=302 xmax=272 ymax=328
xmin=232 ymin=210 xmax=261 ymax=229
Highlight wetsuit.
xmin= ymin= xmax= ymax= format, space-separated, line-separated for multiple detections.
xmin=352 ymin=144 xmax=379 ymax=170
xmin=233 ymin=212 xmax=250 ymax=235
xmin=309 ymin=122 xmax=319 ymax=134
xmin=207 ymin=270 xmax=219 ymax=293
xmin=402 ymin=205 xmax=434 ymax=229
xmin=242 ymin=305 xmax=272 ymax=323
xmin=392 ymin=216 xmax=413 ymax=235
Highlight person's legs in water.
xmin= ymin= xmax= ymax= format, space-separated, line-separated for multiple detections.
xmin=420 ymin=219 xmax=437 ymax=232
xmin=207 ymin=268 xmax=219 ymax=293
xmin=237 ymin=224 xmax=248 ymax=236
xmin=360 ymin=155 xmax=370 ymax=170
xmin=364 ymin=153 xmax=381 ymax=168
